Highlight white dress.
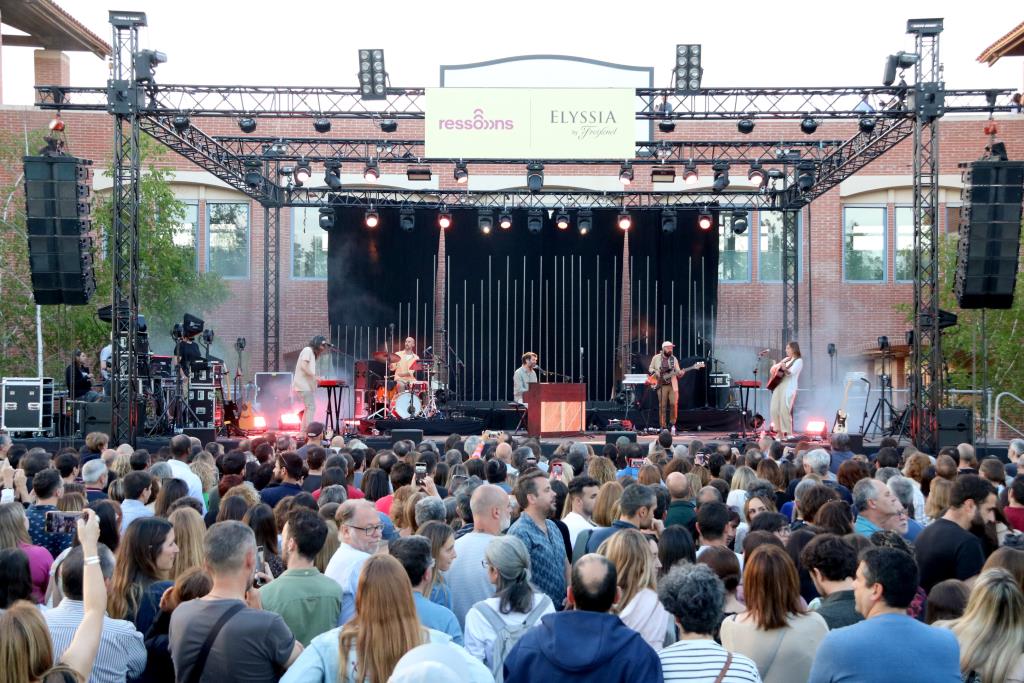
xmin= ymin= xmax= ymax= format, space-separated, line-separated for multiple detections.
xmin=770 ymin=358 xmax=802 ymax=435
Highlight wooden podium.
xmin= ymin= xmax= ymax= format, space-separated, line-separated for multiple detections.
xmin=523 ymin=383 xmax=586 ymax=438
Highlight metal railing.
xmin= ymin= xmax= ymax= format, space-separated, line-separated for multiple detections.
xmin=992 ymin=392 xmax=1024 ymax=440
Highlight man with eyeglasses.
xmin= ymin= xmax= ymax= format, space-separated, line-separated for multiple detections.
xmin=324 ymin=500 xmax=382 ymax=624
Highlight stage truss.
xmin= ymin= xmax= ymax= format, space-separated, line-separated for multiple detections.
xmin=34 ymin=14 xmax=1016 ymax=449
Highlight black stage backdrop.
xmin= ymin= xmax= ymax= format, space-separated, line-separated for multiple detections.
xmin=327 ymin=207 xmax=719 ymax=404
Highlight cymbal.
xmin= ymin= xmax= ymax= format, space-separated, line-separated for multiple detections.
xmin=371 ymin=351 xmax=400 ymax=362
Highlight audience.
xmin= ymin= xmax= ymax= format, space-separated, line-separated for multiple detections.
xmin=914 ymin=475 xmax=995 ymax=591
xmin=448 ymin=483 xmax=511 ymax=626
xmin=108 ymin=517 xmax=178 ymax=634
xmin=800 ymin=533 xmax=863 ymax=629
xmin=597 ymin=528 xmax=673 ymax=650
xmin=389 ymin=535 xmax=464 ymax=644
xmin=508 ymin=471 xmax=569 ymax=608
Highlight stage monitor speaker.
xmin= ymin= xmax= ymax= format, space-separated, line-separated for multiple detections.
xmin=391 ymin=429 xmax=423 ymax=445
xmin=22 ymin=156 xmax=96 ymax=305
xmin=183 ymin=427 xmax=216 ymax=446
xmin=845 ymin=433 xmax=864 ymax=454
xmin=606 ymin=431 xmax=638 ymax=444
xmin=937 ymin=408 xmax=973 ymax=448
xmin=955 ymin=159 xmax=1024 ymax=309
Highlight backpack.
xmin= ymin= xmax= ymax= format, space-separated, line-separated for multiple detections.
xmin=476 ymin=595 xmax=552 ymax=683
xmin=572 ymin=528 xmax=595 ymax=564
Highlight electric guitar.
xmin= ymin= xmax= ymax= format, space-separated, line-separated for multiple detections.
xmin=646 ymin=361 xmax=706 ymax=387
xmin=833 ymin=378 xmax=857 ymax=434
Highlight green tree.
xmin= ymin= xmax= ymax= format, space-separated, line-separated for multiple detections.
xmin=0 ymin=132 xmax=229 ymax=380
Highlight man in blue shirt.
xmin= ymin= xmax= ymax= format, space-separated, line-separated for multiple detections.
xmin=260 ymin=452 xmax=306 ymax=508
xmin=852 ymin=478 xmax=903 ymax=536
xmin=26 ymin=469 xmax=73 ymax=557
xmin=808 ymin=547 xmax=960 ymax=682
xmin=585 ymin=484 xmax=657 ymax=553
xmin=390 ymin=535 xmax=463 ymax=644
xmin=508 ymin=471 xmax=569 ymax=609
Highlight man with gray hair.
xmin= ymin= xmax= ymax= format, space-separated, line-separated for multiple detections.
xmin=829 ymin=432 xmax=855 ymax=474
xmin=787 ymin=447 xmax=853 ymax=505
xmin=414 ymin=495 xmax=446 ymax=528
xmin=887 ymin=475 xmax=924 ymax=541
xmin=82 ymin=458 xmax=109 ymax=502
xmin=852 ymin=478 xmax=904 ymax=537
xmin=697 ymin=485 xmax=722 ymax=505
xmin=169 ymin=521 xmax=302 ymax=681
xmin=1007 ymin=438 xmax=1024 ymax=480
xmin=584 ymin=484 xmax=657 ymax=553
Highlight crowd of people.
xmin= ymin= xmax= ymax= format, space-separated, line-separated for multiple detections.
xmin=1 ymin=426 xmax=1023 ymax=683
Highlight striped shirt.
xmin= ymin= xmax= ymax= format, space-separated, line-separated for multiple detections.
xmin=659 ymin=639 xmax=762 ymax=683
xmin=45 ymin=599 xmax=147 ymax=683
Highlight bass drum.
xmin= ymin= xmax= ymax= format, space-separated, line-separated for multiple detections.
xmin=392 ymin=392 xmax=423 ymax=419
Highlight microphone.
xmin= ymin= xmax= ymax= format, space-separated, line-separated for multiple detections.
xmin=424 ymin=346 xmax=432 ymax=354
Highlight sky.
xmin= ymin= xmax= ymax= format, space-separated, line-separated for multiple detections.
xmin=2 ymin=0 xmax=1022 ymax=104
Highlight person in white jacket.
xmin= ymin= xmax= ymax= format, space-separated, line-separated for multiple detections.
xmin=597 ymin=528 xmax=674 ymax=651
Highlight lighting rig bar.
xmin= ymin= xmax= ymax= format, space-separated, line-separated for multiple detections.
xmin=35 ymin=85 xmax=1015 ymax=120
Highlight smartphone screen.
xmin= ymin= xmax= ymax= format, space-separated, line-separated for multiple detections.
xmin=415 ymin=463 xmax=426 ymax=485
xmin=254 ymin=545 xmax=267 ymax=587
xmin=45 ymin=511 xmax=82 ymax=535
xmin=551 ymin=464 xmax=563 ymax=477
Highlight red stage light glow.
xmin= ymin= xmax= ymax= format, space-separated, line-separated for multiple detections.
xmin=280 ymin=413 xmax=301 ymax=428
xmin=805 ymin=419 xmax=827 ymax=435
xmin=253 ymin=415 xmax=267 ymax=430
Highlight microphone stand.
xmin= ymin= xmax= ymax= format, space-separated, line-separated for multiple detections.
xmin=860 ymin=377 xmax=872 ymax=435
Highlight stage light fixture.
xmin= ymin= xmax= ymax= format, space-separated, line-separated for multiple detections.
xmin=363 ymin=160 xmax=380 ymax=183
xmin=805 ymin=419 xmax=827 ymax=437
xmin=698 ymin=212 xmax=713 ymax=231
xmin=617 ymin=213 xmax=632 ymax=231
xmin=651 ymin=166 xmax=676 ymax=183
xmin=313 ymin=117 xmax=332 ymax=133
xmin=658 ymin=119 xmax=676 ymax=133
xmin=238 ymin=117 xmax=257 ymax=133
xmin=731 ymin=210 xmax=749 ymax=235
xmin=883 ymin=51 xmax=919 ymax=86
xmin=324 ymin=165 xmax=342 ymax=190
xmin=827 ymin=342 xmax=837 ymax=356
xmin=555 ymin=210 xmax=570 ymax=230
xmin=747 ymin=163 xmax=766 ymax=188
xmin=737 ymin=119 xmax=755 ymax=134
xmin=498 ymin=212 xmax=513 ymax=230
xmin=858 ymin=116 xmax=877 ymax=134
xmin=577 ymin=210 xmax=592 ymax=235
xmin=294 ymin=159 xmax=312 ymax=186
xmin=133 ymin=49 xmax=167 ymax=83
xmin=437 ymin=212 xmax=452 ymax=230
xmin=171 ymin=115 xmax=190 ymax=133
xmin=379 ymin=118 xmax=398 ymax=133
xmin=318 ymin=207 xmax=335 ymax=230
xmin=675 ymin=44 xmax=702 ymax=92
xmin=618 ymin=163 xmax=634 ymax=186
xmin=454 ymin=161 xmax=469 ymax=185
xmin=800 ymin=117 xmax=819 ymax=134
xmin=48 ymin=114 xmax=65 ymax=132
xmin=364 ymin=210 xmax=380 ymax=228
xmin=478 ymin=210 xmax=494 ymax=234
xmin=244 ymin=170 xmax=263 ymax=187
xmin=358 ymin=49 xmax=387 ymax=99
xmin=661 ymin=209 xmax=677 ymax=234
xmin=526 ymin=163 xmax=544 ymax=192
xmin=527 ymin=209 xmax=543 ymax=234
xmin=682 ymin=163 xmax=699 ymax=185
xmin=406 ymin=166 xmax=432 ymax=181
xmin=712 ymin=163 xmax=730 ymax=193
xmin=399 ymin=208 xmax=416 ymax=232
xmin=796 ymin=160 xmax=815 ymax=192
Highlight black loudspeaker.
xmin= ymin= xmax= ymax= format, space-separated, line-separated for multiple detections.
xmin=183 ymin=427 xmax=217 ymax=446
xmin=75 ymin=401 xmax=111 ymax=440
xmin=606 ymin=431 xmax=638 ymax=444
xmin=844 ymin=433 xmax=864 ymax=453
xmin=937 ymin=408 xmax=973 ymax=448
xmin=955 ymin=159 xmax=1024 ymax=309
xmin=22 ymin=156 xmax=96 ymax=305
xmin=391 ymin=429 xmax=423 ymax=445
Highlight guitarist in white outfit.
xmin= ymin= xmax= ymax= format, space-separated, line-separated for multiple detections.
xmin=769 ymin=341 xmax=803 ymax=438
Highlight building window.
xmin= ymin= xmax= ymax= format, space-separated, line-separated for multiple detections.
xmin=207 ymin=202 xmax=249 ymax=278
xmin=945 ymin=205 xmax=962 ymax=235
xmin=843 ymin=206 xmax=885 ymax=282
xmin=173 ymin=200 xmax=199 ymax=270
xmin=718 ymin=211 xmax=750 ymax=282
xmin=291 ymin=207 xmax=328 ymax=279
xmin=758 ymin=211 xmax=801 ymax=282
xmin=895 ymin=206 xmax=914 ymax=282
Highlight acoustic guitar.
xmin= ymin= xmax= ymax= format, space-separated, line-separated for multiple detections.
xmin=646 ymin=361 xmax=706 ymax=387
xmin=766 ymin=359 xmax=791 ymax=392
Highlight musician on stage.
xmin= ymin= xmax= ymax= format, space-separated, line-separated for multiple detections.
xmin=391 ymin=337 xmax=420 ymax=392
xmin=648 ymin=341 xmax=688 ymax=431
xmin=769 ymin=341 xmax=803 ymax=439
xmin=175 ymin=332 xmax=203 ymax=382
xmin=65 ymin=350 xmax=100 ymax=402
xmin=513 ymin=352 xmax=539 ymax=405
xmin=294 ymin=335 xmax=328 ymax=434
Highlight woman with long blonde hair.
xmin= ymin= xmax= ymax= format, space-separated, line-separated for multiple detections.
xmin=937 ymin=568 xmax=1024 ymax=682
xmin=586 ymin=456 xmax=616 ymax=485
xmin=281 ymin=554 xmax=488 ymax=682
xmin=168 ymin=507 xmax=205 ymax=579
xmin=592 ymin=481 xmax=623 ymax=527
xmin=597 ymin=528 xmax=674 ymax=651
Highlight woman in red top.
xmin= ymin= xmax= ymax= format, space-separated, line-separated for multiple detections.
xmin=1006 ymin=477 xmax=1024 ymax=532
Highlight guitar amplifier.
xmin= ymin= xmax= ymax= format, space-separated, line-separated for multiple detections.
xmin=2 ymin=377 xmax=54 ymax=432
xmin=187 ymin=383 xmax=215 ymax=428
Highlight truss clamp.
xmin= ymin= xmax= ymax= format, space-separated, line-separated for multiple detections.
xmin=107 ymin=80 xmax=144 ymax=115
xmin=911 ymin=83 xmax=945 ymax=123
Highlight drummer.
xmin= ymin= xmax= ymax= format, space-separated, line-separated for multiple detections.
xmin=391 ymin=337 xmax=420 ymax=392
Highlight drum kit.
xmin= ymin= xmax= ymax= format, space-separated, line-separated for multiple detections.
xmin=367 ymin=351 xmax=441 ymax=420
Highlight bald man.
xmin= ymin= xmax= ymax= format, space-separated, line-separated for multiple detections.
xmin=665 ymin=472 xmax=697 ymax=528
xmin=495 ymin=442 xmax=518 ymax=476
xmin=447 ymin=484 xmax=512 ymax=627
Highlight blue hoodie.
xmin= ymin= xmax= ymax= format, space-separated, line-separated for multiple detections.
xmin=502 ymin=610 xmax=663 ymax=683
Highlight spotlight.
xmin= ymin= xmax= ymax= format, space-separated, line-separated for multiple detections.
xmin=827 ymin=342 xmax=837 ymax=357
xmin=294 ymin=159 xmax=312 ymax=186
xmin=658 ymin=120 xmax=676 ymax=133
xmin=618 ymin=163 xmax=634 ymax=186
xmin=526 ymin=163 xmax=544 ymax=192
xmin=737 ymin=119 xmax=755 ymax=134
xmin=555 ymin=210 xmax=570 ymax=230
xmin=858 ymin=116 xmax=877 ymax=134
xmin=877 ymin=335 xmax=890 ymax=351
xmin=661 ymin=209 xmax=677 ymax=234
xmin=313 ymin=117 xmax=332 ymax=134
xmin=682 ymin=163 xmax=699 ymax=185
xmin=454 ymin=161 xmax=469 ymax=185
xmin=399 ymin=208 xmax=415 ymax=232
xmin=712 ymin=163 xmax=730 ymax=193
xmin=577 ymin=209 xmax=592 ymax=235
xmin=171 ymin=115 xmax=190 ymax=133
xmin=675 ymin=44 xmax=702 ymax=92
xmin=364 ymin=210 xmax=380 ymax=228
xmin=244 ymin=170 xmax=263 ymax=188
xmin=358 ymin=49 xmax=387 ymax=99
xmin=796 ymin=161 xmax=815 ymax=192
xmin=379 ymin=118 xmax=398 ymax=133
xmin=617 ymin=213 xmax=632 ymax=231
xmin=651 ymin=166 xmax=676 ymax=183
xmin=747 ymin=163 xmax=766 ymax=188
xmin=527 ymin=209 xmax=543 ymax=234
xmin=406 ymin=166 xmax=432 ymax=181
xmin=133 ymin=49 xmax=167 ymax=83
xmin=698 ymin=212 xmax=713 ymax=231
xmin=363 ymin=161 xmax=380 ymax=183
xmin=238 ymin=117 xmax=257 ymax=134
xmin=498 ymin=212 xmax=513 ymax=230
xmin=437 ymin=212 xmax=452 ymax=230
xmin=324 ymin=165 xmax=342 ymax=190
xmin=805 ymin=419 xmax=828 ymax=437
xmin=477 ymin=210 xmax=494 ymax=234
xmin=883 ymin=51 xmax=919 ymax=86
xmin=732 ymin=211 xmax=749 ymax=235
xmin=319 ymin=207 xmax=334 ymax=230
xmin=800 ymin=117 xmax=819 ymax=134
xmin=48 ymin=114 xmax=65 ymax=132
